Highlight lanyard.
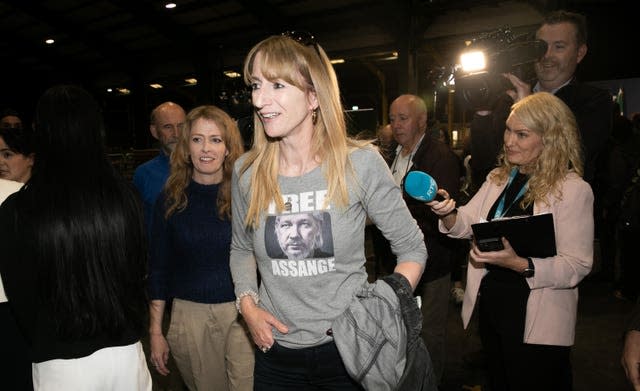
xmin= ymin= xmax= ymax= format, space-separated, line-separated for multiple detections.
xmin=493 ymin=168 xmax=528 ymax=219
xmin=391 ymin=134 xmax=424 ymax=185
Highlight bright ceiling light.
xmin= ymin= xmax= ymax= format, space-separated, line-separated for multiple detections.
xmin=150 ymin=83 xmax=163 ymax=89
xmin=223 ymin=71 xmax=241 ymax=78
xmin=330 ymin=59 xmax=344 ymax=64
xmin=344 ymin=107 xmax=373 ymax=112
xmin=184 ymin=78 xmax=198 ymax=85
xmin=379 ymin=52 xmax=398 ymax=61
xmin=165 ymin=3 xmax=177 ymax=9
xmin=45 ymin=38 xmax=55 ymax=44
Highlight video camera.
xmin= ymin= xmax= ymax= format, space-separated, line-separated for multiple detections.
xmin=454 ymin=27 xmax=547 ymax=111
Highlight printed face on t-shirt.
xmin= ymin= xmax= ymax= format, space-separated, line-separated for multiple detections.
xmin=274 ymin=213 xmax=323 ymax=260
xmin=264 ymin=191 xmax=336 ymax=278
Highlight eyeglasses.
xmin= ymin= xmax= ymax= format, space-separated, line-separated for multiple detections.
xmin=281 ymin=30 xmax=321 ymax=56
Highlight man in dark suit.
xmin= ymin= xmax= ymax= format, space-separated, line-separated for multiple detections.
xmin=384 ymin=94 xmax=461 ymax=384
xmin=468 ymin=10 xmax=612 ymax=192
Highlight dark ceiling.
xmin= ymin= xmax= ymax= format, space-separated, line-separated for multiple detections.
xmin=0 ymin=0 xmax=634 ymax=146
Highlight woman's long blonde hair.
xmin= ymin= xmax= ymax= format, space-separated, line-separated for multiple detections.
xmin=240 ymin=34 xmax=369 ymax=229
xmin=164 ymin=105 xmax=244 ymax=219
xmin=490 ymin=92 xmax=583 ymax=208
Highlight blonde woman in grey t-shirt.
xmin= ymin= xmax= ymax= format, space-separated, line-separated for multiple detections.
xmin=230 ymin=32 xmax=427 ymax=390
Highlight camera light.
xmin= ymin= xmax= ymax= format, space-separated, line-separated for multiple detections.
xmin=460 ymin=50 xmax=487 ymax=73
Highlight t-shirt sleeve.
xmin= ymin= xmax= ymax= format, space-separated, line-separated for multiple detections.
xmin=357 ymin=149 xmax=427 ymax=267
xmin=230 ymin=161 xmax=259 ymax=297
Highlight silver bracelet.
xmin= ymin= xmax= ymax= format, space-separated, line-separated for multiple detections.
xmin=235 ymin=290 xmax=259 ymax=314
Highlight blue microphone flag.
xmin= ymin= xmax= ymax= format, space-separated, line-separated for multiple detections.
xmin=404 ymin=171 xmax=438 ymax=202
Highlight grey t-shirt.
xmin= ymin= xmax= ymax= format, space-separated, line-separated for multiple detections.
xmin=230 ymin=146 xmax=427 ymax=348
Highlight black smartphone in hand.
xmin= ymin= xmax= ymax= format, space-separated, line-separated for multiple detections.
xmin=475 ymin=237 xmax=504 ymax=252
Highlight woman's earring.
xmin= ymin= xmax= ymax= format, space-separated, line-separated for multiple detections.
xmin=311 ymin=108 xmax=318 ymax=125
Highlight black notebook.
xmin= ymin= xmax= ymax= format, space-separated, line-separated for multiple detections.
xmin=471 ymin=213 xmax=557 ymax=258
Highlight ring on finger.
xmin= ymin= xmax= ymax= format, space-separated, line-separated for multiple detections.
xmin=260 ymin=345 xmax=270 ymax=353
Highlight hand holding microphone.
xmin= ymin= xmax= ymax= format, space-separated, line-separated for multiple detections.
xmin=404 ymin=171 xmax=457 ymax=217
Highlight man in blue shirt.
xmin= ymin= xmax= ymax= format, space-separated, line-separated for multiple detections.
xmin=133 ymin=101 xmax=186 ymax=231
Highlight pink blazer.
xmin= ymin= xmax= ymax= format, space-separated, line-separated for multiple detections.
xmin=440 ymin=170 xmax=593 ymax=346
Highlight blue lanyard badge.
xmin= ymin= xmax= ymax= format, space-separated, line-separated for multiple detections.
xmin=493 ymin=168 xmax=528 ymax=220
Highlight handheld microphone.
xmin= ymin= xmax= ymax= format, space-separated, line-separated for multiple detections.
xmin=404 ymin=171 xmax=444 ymax=202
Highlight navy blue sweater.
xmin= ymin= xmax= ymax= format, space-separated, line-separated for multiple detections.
xmin=148 ymin=181 xmax=235 ymax=303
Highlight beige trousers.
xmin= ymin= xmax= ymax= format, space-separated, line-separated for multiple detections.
xmin=167 ymin=299 xmax=254 ymax=391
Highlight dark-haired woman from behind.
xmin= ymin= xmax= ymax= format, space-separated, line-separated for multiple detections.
xmin=0 ymin=85 xmax=152 ymax=390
